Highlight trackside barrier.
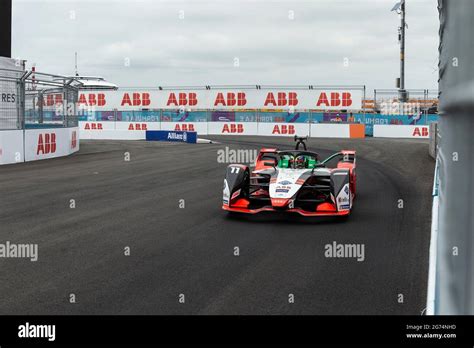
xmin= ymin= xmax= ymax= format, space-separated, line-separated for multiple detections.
xmin=161 ymin=122 xmax=207 ymax=134
xmin=24 ymin=127 xmax=80 ymax=162
xmin=79 ymin=121 xmax=365 ymax=139
xmin=0 ymin=130 xmax=24 ymax=164
xmin=373 ymin=124 xmax=430 ymax=138
xmin=80 ymin=129 xmax=145 ymax=140
xmin=258 ymin=123 xmax=311 ymax=137
xmin=349 ymin=124 xmax=366 ymax=138
xmin=0 ymin=61 xmax=81 ymax=165
xmin=115 ymin=122 xmax=161 ymax=131
xmin=436 ymin=0 xmax=474 ymax=314
xmin=146 ymin=130 xmax=197 ymax=143
xmin=309 ymin=123 xmax=365 ymax=138
xmin=426 ymin=159 xmax=440 ymax=315
xmin=310 ymin=123 xmax=349 ymax=138
xmin=0 ymin=127 xmax=79 ymax=165
xmin=78 ymin=112 xmax=439 ymax=136
xmin=208 ymin=122 xmax=259 ymax=135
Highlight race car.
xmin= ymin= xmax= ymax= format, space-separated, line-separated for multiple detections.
xmin=222 ymin=138 xmax=356 ymax=216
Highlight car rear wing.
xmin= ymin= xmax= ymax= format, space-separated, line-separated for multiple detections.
xmin=340 ymin=150 xmax=356 ymax=164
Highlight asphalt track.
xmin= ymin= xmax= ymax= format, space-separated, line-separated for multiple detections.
xmin=0 ymin=136 xmax=434 ymax=314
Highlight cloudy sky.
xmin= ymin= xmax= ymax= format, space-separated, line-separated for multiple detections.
xmin=12 ymin=0 xmax=439 ymax=93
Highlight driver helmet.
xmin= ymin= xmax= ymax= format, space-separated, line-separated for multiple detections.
xmin=295 ymin=155 xmax=307 ymax=169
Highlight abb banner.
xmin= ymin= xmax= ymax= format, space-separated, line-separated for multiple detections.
xmin=373 ymin=125 xmax=430 ymax=138
xmin=161 ymin=122 xmax=208 ymax=135
xmin=258 ymin=123 xmax=310 ymax=137
xmin=24 ymin=127 xmax=80 ymax=162
xmin=208 ymin=122 xmax=258 ymax=135
xmin=0 ymin=130 xmax=24 ymax=165
xmin=114 ymin=122 xmax=161 ymax=131
xmin=77 ymin=121 xmax=365 ymax=139
xmin=77 ymin=89 xmax=363 ymax=111
xmin=79 ymin=121 xmax=161 ymax=139
xmin=80 ymin=121 xmax=115 ymax=131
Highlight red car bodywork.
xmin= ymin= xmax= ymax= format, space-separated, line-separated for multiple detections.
xmin=223 ymin=148 xmax=357 ymax=216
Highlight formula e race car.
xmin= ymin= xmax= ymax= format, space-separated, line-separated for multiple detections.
xmin=222 ymin=137 xmax=356 ymax=216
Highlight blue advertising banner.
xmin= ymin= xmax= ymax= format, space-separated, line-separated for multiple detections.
xmin=146 ymin=130 xmax=197 ymax=143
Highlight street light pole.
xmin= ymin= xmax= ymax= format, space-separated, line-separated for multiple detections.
xmin=399 ymin=0 xmax=407 ymax=102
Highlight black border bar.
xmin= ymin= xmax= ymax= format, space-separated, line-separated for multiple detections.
xmin=0 ymin=315 xmax=473 ymax=345
xmin=0 ymin=0 xmax=12 ymax=58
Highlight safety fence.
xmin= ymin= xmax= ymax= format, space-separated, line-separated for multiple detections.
xmin=73 ymin=86 xmax=437 ymax=136
xmin=3 ymin=75 xmax=439 ymax=135
xmin=0 ymin=57 xmax=81 ymax=165
xmin=372 ymin=89 xmax=438 ymax=114
xmin=0 ymin=65 xmax=81 ymax=130
xmin=0 ymin=66 xmax=23 ymax=130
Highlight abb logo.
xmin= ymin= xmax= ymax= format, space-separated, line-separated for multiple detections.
xmin=71 ymin=131 xmax=77 ymax=149
xmin=37 ymin=94 xmax=63 ymax=106
xmin=121 ymin=93 xmax=151 ymax=106
xmin=78 ymin=93 xmax=106 ymax=106
xmin=214 ymin=92 xmax=247 ymax=106
xmin=84 ymin=123 xmax=103 ymax=130
xmin=412 ymin=127 xmax=428 ymax=137
xmin=174 ymin=124 xmax=195 ymax=131
xmin=166 ymin=93 xmax=198 ymax=106
xmin=264 ymin=92 xmax=298 ymax=107
xmin=222 ymin=124 xmax=244 ymax=133
xmin=272 ymin=125 xmax=295 ymax=134
xmin=316 ymin=92 xmax=353 ymax=107
xmin=37 ymin=133 xmax=56 ymax=155
xmin=128 ymin=123 xmax=147 ymax=130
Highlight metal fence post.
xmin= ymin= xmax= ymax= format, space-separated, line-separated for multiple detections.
xmin=427 ymin=90 xmax=429 ymax=123
xmin=374 ymin=89 xmax=377 ymax=114
xmin=19 ymin=78 xmax=25 ymax=130
xmin=363 ymin=85 xmax=366 ymax=125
